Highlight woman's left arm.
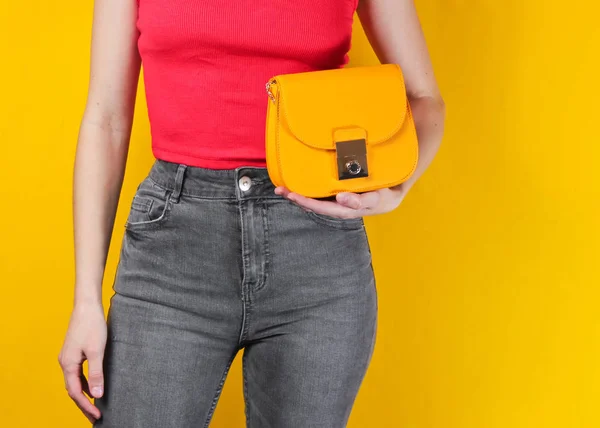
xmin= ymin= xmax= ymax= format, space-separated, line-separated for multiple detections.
xmin=357 ymin=0 xmax=446 ymax=195
xmin=276 ymin=0 xmax=446 ymax=217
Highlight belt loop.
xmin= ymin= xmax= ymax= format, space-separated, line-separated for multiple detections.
xmin=170 ymin=163 xmax=187 ymax=203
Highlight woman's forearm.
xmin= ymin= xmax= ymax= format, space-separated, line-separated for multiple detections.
xmin=393 ymin=95 xmax=446 ymax=193
xmin=356 ymin=0 xmax=446 ymax=194
xmin=72 ymin=117 xmax=131 ymax=307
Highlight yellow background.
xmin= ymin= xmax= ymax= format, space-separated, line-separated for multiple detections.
xmin=1 ymin=1 xmax=598 ymax=427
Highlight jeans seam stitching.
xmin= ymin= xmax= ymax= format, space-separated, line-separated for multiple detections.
xmin=243 ymin=349 xmax=251 ymax=427
xmin=254 ymin=202 xmax=270 ymax=293
xmin=237 ymin=200 xmax=250 ymax=346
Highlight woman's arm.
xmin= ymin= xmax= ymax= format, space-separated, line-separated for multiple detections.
xmin=58 ymin=0 xmax=141 ymax=423
xmin=277 ymin=0 xmax=445 ymax=216
xmin=356 ymin=0 xmax=446 ymax=193
xmin=73 ymin=0 xmax=141 ymax=302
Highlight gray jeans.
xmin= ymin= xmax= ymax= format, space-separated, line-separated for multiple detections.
xmin=94 ymin=159 xmax=378 ymax=428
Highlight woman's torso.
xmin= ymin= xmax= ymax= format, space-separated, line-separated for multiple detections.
xmin=136 ymin=0 xmax=359 ymax=169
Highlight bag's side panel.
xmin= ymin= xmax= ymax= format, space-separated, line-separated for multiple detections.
xmin=265 ymin=97 xmax=285 ymax=188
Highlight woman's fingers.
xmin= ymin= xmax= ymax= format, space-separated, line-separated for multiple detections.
xmin=62 ymin=357 xmax=102 ymax=422
xmin=289 ymin=193 xmax=360 ymax=218
xmin=80 ymin=372 xmax=91 ymax=397
xmin=335 ymin=192 xmax=361 ymax=209
xmin=336 ymin=191 xmax=381 ymax=211
xmin=87 ymin=350 xmax=105 ymax=398
xmin=274 ymin=186 xmax=288 ymax=196
xmin=276 ymin=186 xmax=390 ymax=218
xmin=275 ymin=186 xmax=364 ymax=218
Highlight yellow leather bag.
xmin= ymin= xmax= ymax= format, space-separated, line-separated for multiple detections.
xmin=264 ymin=63 xmax=419 ymax=199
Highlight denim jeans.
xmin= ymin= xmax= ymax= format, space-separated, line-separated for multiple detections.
xmin=93 ymin=159 xmax=378 ymax=428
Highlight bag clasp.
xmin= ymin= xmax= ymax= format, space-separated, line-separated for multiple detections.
xmin=335 ymin=138 xmax=369 ymax=180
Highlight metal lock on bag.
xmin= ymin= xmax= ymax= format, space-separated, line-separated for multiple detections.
xmin=334 ymin=128 xmax=369 ymax=180
xmin=336 ymin=139 xmax=369 ymax=180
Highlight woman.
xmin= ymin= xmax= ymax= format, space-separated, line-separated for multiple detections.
xmin=58 ymin=0 xmax=445 ymax=426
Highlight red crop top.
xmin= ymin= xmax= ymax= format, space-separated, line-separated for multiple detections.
xmin=135 ymin=0 xmax=358 ymax=169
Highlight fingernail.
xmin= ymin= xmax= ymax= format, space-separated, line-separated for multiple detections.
xmin=92 ymin=386 xmax=103 ymax=396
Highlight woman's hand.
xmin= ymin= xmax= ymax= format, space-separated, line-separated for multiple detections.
xmin=58 ymin=302 xmax=107 ymax=423
xmin=275 ymin=183 xmax=409 ymax=219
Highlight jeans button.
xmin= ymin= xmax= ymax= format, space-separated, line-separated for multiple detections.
xmin=238 ymin=176 xmax=252 ymax=191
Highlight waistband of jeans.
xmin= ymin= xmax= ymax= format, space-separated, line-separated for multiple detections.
xmin=147 ymin=158 xmax=282 ymax=200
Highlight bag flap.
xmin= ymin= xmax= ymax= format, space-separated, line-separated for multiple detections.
xmin=272 ymin=63 xmax=408 ymax=150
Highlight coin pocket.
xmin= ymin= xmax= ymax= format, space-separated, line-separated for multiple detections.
xmin=125 ymin=179 xmax=172 ymax=231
